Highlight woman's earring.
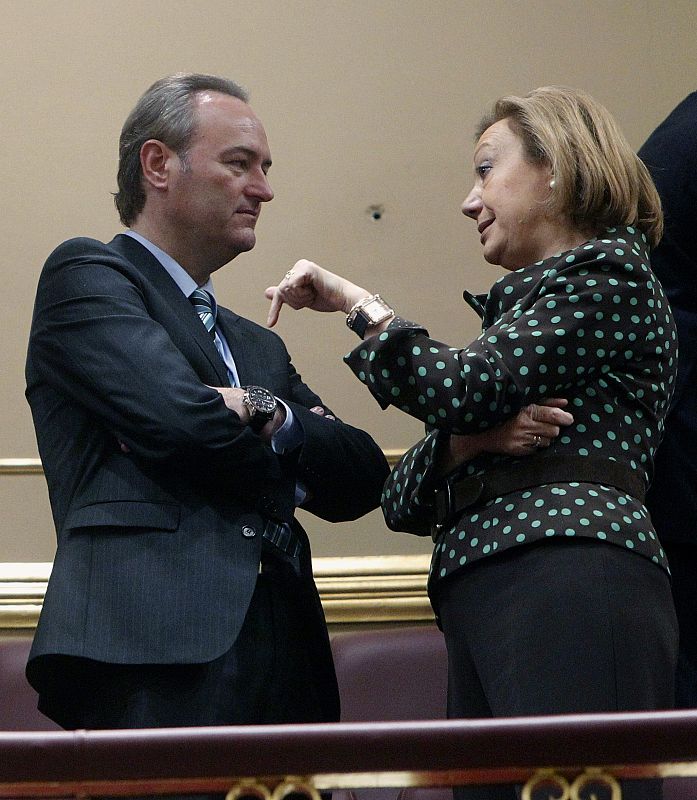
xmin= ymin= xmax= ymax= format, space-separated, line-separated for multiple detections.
xmin=549 ymin=179 xmax=556 ymax=188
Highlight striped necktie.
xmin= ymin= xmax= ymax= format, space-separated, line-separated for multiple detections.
xmin=190 ymin=289 xmax=216 ymax=336
xmin=189 ymin=289 xmax=301 ymax=561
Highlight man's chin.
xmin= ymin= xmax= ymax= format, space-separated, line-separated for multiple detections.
xmin=229 ymin=231 xmax=257 ymax=255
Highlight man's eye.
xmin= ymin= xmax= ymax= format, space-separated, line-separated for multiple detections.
xmin=228 ymin=159 xmax=247 ymax=169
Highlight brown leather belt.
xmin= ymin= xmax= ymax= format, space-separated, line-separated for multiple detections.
xmin=431 ymin=455 xmax=646 ymax=540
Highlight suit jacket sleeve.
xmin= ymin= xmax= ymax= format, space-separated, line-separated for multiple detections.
xmin=638 ymin=94 xmax=697 ymax=541
xmin=255 ymin=341 xmax=389 ymax=521
xmin=290 ymin=400 xmax=390 ymax=522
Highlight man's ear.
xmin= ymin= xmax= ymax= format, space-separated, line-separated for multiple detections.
xmin=140 ymin=139 xmax=174 ymax=190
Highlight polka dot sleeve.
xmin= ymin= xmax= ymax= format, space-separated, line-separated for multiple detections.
xmin=380 ymin=429 xmax=440 ymax=535
xmin=344 ymin=228 xmax=677 ymax=455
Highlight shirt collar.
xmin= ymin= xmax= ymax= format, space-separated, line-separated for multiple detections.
xmin=124 ymin=230 xmax=215 ymax=298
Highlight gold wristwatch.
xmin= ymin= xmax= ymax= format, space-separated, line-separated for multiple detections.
xmin=346 ymin=294 xmax=394 ymax=337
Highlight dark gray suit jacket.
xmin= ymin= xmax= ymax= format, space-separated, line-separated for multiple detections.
xmin=25 ymin=234 xmax=389 ymax=717
xmin=639 ymin=93 xmax=697 ymax=544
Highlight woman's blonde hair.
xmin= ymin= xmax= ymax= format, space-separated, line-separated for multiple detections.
xmin=476 ymin=86 xmax=663 ymax=247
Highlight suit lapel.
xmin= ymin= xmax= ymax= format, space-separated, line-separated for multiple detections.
xmin=108 ymin=234 xmax=230 ymax=386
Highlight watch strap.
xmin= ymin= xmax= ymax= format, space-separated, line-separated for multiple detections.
xmin=248 ymin=411 xmax=271 ymax=433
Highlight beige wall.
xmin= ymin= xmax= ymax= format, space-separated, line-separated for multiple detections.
xmin=2 ymin=0 xmax=696 ymax=562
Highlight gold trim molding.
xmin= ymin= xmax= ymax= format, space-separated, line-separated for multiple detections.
xmin=0 ymin=458 xmax=44 ymax=475
xmin=15 ymin=767 xmax=629 ymax=800
xmin=1 ymin=451 xmax=406 ymax=475
xmin=221 ymin=769 xmax=625 ymax=800
xmin=314 ymin=554 xmax=433 ymax=624
xmin=0 ymin=554 xmax=433 ymax=631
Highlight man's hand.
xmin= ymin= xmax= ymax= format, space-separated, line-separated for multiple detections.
xmin=212 ymin=386 xmax=249 ymax=418
xmin=310 ymin=405 xmax=336 ymax=420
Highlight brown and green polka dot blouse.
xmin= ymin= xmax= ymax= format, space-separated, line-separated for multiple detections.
xmin=344 ymin=227 xmax=678 ymax=583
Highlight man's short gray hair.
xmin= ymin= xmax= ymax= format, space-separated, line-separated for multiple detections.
xmin=114 ymin=73 xmax=249 ymax=226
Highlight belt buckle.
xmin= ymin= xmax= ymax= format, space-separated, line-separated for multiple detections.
xmin=431 ymin=473 xmax=486 ymax=541
xmin=432 ymin=478 xmax=453 ymax=538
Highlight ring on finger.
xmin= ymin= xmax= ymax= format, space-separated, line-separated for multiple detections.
xmin=532 ymin=434 xmax=543 ymax=448
xmin=285 ymin=269 xmax=294 ymax=281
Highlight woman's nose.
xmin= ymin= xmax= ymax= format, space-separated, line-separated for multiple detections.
xmin=461 ymin=186 xmax=482 ymax=220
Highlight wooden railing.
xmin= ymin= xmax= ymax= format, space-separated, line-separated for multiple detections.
xmin=2 ymin=712 xmax=697 ymax=798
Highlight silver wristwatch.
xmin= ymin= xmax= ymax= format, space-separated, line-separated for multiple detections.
xmin=242 ymin=386 xmax=277 ymax=433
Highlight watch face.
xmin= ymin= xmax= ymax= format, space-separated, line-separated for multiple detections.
xmin=361 ymin=296 xmax=393 ymax=324
xmin=246 ymin=386 xmax=276 ymax=414
xmin=364 ymin=299 xmax=385 ymax=318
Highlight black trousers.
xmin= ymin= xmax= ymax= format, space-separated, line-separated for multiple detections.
xmin=44 ymin=561 xmax=338 ymax=730
xmin=434 ymin=539 xmax=678 ymax=800
xmin=663 ymin=542 xmax=697 ymax=709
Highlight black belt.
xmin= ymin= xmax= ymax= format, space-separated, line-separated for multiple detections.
xmin=431 ymin=455 xmax=646 ymax=540
xmin=262 ymin=519 xmax=301 ymax=559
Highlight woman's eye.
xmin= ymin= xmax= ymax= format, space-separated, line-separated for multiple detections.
xmin=476 ymin=163 xmax=492 ymax=178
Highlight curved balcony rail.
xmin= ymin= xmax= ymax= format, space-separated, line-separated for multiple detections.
xmin=2 ymin=712 xmax=697 ymax=798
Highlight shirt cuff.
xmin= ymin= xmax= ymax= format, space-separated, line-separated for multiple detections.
xmin=270 ymin=400 xmax=304 ymax=454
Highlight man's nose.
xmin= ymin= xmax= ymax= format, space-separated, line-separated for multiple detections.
xmin=461 ymin=186 xmax=482 ymax=219
xmin=248 ymin=170 xmax=274 ymax=202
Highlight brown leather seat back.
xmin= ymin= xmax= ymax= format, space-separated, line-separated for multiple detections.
xmin=0 ymin=637 xmax=60 ymax=730
xmin=331 ymin=625 xmax=447 ymax=723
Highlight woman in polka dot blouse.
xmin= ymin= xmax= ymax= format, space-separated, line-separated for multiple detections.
xmin=266 ymin=86 xmax=678 ymax=799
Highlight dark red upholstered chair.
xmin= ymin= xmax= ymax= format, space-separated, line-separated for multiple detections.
xmin=1 ymin=625 xmax=448 ymax=730
xmin=331 ymin=625 xmax=447 ymax=724
xmin=331 ymin=625 xmax=448 ymax=800
xmin=0 ymin=636 xmax=59 ymax=730
xmin=395 ymin=788 xmax=451 ymax=800
xmin=663 ymin=777 xmax=697 ymax=799
xmin=331 ymin=628 xmax=697 ymax=800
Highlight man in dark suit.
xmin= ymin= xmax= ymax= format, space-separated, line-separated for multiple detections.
xmin=25 ymin=73 xmax=389 ymax=730
xmin=639 ymin=93 xmax=697 ymax=707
